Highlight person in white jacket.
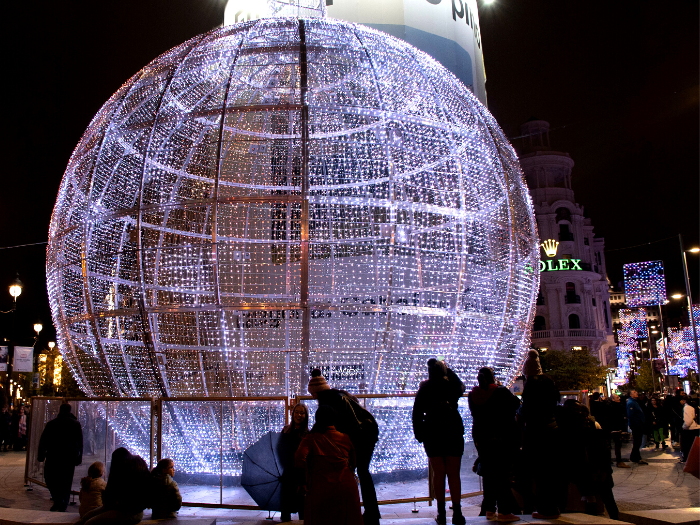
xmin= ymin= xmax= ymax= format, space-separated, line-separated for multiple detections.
xmin=680 ymin=398 xmax=700 ymax=462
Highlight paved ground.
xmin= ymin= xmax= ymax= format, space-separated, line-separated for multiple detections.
xmin=1 ymin=439 xmax=697 ymax=523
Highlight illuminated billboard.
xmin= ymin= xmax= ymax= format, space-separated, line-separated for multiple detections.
xmin=224 ymin=0 xmax=488 ymax=105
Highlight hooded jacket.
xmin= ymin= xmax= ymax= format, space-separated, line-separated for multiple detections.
xmin=79 ymin=476 xmax=106 ymax=517
xmin=150 ymin=471 xmax=182 ymax=519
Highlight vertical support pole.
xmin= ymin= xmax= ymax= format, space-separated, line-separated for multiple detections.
xmin=680 ymin=235 xmax=700 ymax=373
xmin=103 ymin=401 xmax=108 ymax=468
xmin=156 ymin=398 xmax=163 ymax=464
xmin=298 ymin=19 xmax=311 ymax=392
xmin=648 ymin=326 xmax=657 ymax=392
xmin=23 ymin=397 xmax=34 ymax=486
xmin=220 ymin=400 xmax=224 ymax=506
xmin=428 ymin=460 xmax=433 ymax=506
xmin=658 ymin=304 xmax=670 ymax=383
xmin=149 ymin=397 xmax=155 ymax=470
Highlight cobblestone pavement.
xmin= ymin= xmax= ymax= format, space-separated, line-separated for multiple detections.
xmin=1 ymin=439 xmax=696 ymax=522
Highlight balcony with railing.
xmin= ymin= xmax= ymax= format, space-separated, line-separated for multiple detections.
xmin=559 ymin=232 xmax=574 ymax=242
xmin=531 ymin=328 xmax=607 ymax=340
xmin=565 ymin=293 xmax=581 ymax=304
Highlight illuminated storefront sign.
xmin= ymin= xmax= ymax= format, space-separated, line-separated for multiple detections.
xmin=526 ymin=258 xmax=582 ymax=274
xmin=526 ymin=239 xmax=582 ymax=273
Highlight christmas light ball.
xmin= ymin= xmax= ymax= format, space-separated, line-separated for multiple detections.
xmin=47 ymin=17 xmax=539 ymax=474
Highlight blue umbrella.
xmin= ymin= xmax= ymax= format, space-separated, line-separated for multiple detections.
xmin=241 ymin=431 xmax=284 ymax=511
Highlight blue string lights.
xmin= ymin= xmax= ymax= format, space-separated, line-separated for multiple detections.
xmin=665 ymin=305 xmax=700 ymax=376
xmin=615 ymin=308 xmax=647 ymax=383
xmin=623 ymin=261 xmax=667 ymax=308
xmin=46 ymin=16 xmax=539 ymax=475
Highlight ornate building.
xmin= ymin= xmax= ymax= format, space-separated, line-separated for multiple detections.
xmin=519 ymin=119 xmax=616 ymax=364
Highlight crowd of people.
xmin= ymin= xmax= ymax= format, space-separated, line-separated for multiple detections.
xmin=608 ymin=388 xmax=700 ymax=464
xmin=36 ymin=403 xmax=182 ymax=523
xmin=0 ymin=404 xmax=29 ymax=451
xmin=26 ymin=359 xmax=700 ymax=525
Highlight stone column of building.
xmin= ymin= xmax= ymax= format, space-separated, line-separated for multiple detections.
xmin=519 ymin=119 xmax=616 ymax=364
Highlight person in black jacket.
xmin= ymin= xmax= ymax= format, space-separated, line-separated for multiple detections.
xmin=520 ymin=350 xmax=562 ymax=520
xmin=37 ymin=403 xmax=83 ymax=512
xmin=665 ymin=393 xmax=682 ymax=446
xmin=468 ymin=367 xmax=521 ymax=522
xmin=608 ymin=394 xmax=630 ymax=467
xmin=0 ymin=405 xmax=11 ymax=451
xmin=626 ymin=390 xmax=647 ymax=464
xmin=413 ymin=359 xmax=467 ymax=525
xmin=278 ymin=403 xmax=309 ymax=522
xmin=649 ymin=397 xmax=668 ymax=449
xmin=558 ymin=400 xmax=619 ymax=519
xmin=308 ymin=369 xmax=381 ymax=525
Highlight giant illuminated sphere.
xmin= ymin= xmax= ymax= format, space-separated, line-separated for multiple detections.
xmin=47 ymin=17 xmax=539 ymax=473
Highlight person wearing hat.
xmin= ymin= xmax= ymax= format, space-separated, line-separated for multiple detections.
xmin=520 ymin=349 xmax=563 ymax=520
xmin=308 ymin=370 xmax=381 ymax=525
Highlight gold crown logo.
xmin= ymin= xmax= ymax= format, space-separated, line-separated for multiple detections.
xmin=541 ymin=239 xmax=559 ymax=258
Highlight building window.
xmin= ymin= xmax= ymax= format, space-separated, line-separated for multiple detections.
xmin=559 ymin=223 xmax=574 ymax=242
xmin=536 ymin=292 xmax=545 ymax=305
xmin=604 ymin=303 xmax=609 ymax=328
xmin=592 ymin=298 xmax=597 ymax=306
xmin=534 ymin=316 xmax=547 ymax=331
xmin=584 ymin=237 xmax=589 ymax=245
xmin=568 ymin=313 xmax=581 ymax=329
xmin=555 ymin=207 xmax=571 ymax=223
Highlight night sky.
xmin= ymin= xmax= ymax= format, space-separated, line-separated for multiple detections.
xmin=1 ymin=0 xmax=697 ymax=349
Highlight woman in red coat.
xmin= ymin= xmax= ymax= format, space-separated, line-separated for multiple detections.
xmin=295 ymin=405 xmax=363 ymax=525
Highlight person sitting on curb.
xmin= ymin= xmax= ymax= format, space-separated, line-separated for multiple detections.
xmin=79 ymin=462 xmax=107 ymax=517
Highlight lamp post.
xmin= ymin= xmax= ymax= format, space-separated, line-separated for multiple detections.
xmin=32 ymin=323 xmax=43 ymax=395
xmin=679 ymin=235 xmax=699 ymax=374
xmin=47 ymin=341 xmax=56 ymax=394
xmin=5 ymin=275 xmax=23 ymax=407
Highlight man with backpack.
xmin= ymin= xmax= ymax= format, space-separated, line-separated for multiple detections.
xmin=308 ymin=369 xmax=380 ymax=525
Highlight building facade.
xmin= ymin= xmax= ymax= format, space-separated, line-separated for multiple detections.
xmin=519 ymin=119 xmax=616 ymax=364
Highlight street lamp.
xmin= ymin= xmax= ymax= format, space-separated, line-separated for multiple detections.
xmin=32 ymin=323 xmax=43 ymax=395
xmin=5 ymin=275 xmax=23 ymax=407
xmin=9 ymin=275 xmax=23 ymax=301
xmin=679 ymin=234 xmax=699 ymax=375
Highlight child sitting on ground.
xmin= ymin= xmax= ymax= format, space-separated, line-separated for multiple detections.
xmin=79 ymin=461 xmax=107 ymax=517
xmin=150 ymin=458 xmax=182 ymax=519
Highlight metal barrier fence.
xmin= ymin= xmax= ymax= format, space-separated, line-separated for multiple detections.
xmin=25 ymin=391 xmax=586 ymax=510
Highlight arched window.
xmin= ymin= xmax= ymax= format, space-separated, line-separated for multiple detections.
xmin=534 ymin=316 xmax=546 ymax=331
xmin=555 ymin=207 xmax=571 ymax=223
xmin=568 ymin=314 xmax=581 ymax=329
xmin=559 ymin=223 xmax=573 ymax=241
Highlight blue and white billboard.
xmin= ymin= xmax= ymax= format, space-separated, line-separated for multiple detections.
xmin=224 ymin=0 xmax=488 ymax=105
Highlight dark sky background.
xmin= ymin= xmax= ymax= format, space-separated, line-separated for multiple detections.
xmin=1 ymin=0 xmax=697 ymax=350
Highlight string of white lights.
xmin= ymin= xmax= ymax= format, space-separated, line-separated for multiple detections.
xmin=47 ymin=16 xmax=539 ymax=475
